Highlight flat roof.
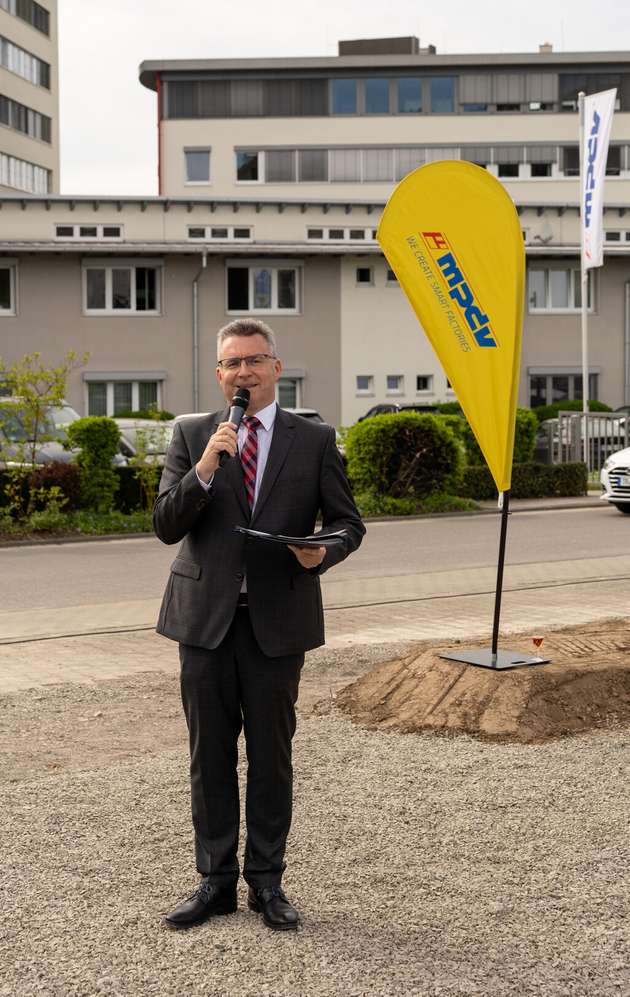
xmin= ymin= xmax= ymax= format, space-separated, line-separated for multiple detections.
xmin=139 ymin=50 xmax=630 ymax=91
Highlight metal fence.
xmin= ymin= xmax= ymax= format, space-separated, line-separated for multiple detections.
xmin=535 ymin=411 xmax=630 ymax=471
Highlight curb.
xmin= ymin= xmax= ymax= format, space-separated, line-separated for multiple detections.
xmin=0 ymin=501 xmax=606 ymax=548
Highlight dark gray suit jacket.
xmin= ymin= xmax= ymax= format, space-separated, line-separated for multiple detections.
xmin=153 ymin=406 xmax=365 ymax=656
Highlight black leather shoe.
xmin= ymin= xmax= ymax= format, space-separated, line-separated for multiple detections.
xmin=164 ymin=878 xmax=237 ymax=929
xmin=247 ymin=885 xmax=300 ymax=931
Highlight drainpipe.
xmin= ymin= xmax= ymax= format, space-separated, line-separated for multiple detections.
xmin=192 ymin=252 xmax=208 ymax=413
xmin=625 ymin=281 xmax=630 ymax=405
xmin=156 ymin=72 xmax=162 ymax=196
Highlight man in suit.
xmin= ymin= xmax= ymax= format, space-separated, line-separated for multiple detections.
xmin=154 ymin=317 xmax=365 ymax=931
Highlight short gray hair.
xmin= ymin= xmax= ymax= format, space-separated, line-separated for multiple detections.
xmin=216 ymin=318 xmax=277 ymax=359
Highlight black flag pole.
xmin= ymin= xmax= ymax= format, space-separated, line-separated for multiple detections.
xmin=440 ymin=487 xmax=551 ymax=671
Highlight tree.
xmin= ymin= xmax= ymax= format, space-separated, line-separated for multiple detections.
xmin=0 ymin=351 xmax=88 ymax=466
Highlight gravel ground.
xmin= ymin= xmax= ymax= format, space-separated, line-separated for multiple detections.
xmin=1 ymin=643 xmax=629 ymax=997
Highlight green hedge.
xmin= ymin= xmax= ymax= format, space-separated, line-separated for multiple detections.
xmin=345 ymin=412 xmax=463 ymax=498
xmin=533 ymin=399 xmax=612 ymax=423
xmin=461 ymin=461 xmax=588 ymax=500
xmin=460 ymin=407 xmax=538 ymax=465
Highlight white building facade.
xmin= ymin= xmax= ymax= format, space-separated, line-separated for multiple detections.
xmin=1 ymin=38 xmax=629 ymax=424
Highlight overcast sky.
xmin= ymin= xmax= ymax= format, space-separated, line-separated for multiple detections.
xmin=58 ymin=0 xmax=628 ymax=195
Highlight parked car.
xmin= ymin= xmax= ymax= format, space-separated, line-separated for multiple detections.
xmin=113 ymin=417 xmax=174 ymax=465
xmin=173 ymin=406 xmax=345 ymax=458
xmin=358 ymin=402 xmax=440 ymax=421
xmin=600 ymin=446 xmax=630 ymax=514
xmin=0 ymin=399 xmax=130 ymax=467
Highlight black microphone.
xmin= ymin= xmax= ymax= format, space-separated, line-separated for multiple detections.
xmin=219 ymin=388 xmax=250 ymax=465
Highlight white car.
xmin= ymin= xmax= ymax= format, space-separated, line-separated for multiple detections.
xmin=600 ymin=447 xmax=630 ymax=514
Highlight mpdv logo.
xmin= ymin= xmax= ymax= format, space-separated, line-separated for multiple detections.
xmin=421 ymin=232 xmax=498 ymax=348
xmin=584 ymin=109 xmax=601 ymax=231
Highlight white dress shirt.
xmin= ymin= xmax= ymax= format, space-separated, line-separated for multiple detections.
xmin=195 ymin=399 xmax=278 ymax=514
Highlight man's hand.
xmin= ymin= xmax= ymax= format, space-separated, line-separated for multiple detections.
xmin=196 ymin=422 xmax=238 ymax=483
xmin=287 ymin=545 xmax=326 ymax=570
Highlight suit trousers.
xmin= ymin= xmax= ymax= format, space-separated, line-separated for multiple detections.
xmin=179 ymin=606 xmax=303 ymax=888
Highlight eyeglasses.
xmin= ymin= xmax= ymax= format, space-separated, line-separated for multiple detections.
xmin=217 ymin=353 xmax=276 ymax=371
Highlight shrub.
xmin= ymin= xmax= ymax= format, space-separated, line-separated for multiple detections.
xmin=533 ymin=399 xmax=613 ymax=423
xmin=66 ymin=417 xmax=120 ymax=512
xmin=461 ymin=461 xmax=588 ymax=500
xmin=345 ymin=412 xmax=463 ymax=498
xmin=353 ymin=489 xmax=478 ymax=517
xmin=28 ymin=462 xmax=82 ymax=511
xmin=460 ymin=407 xmax=538 ymax=465
xmin=437 ymin=401 xmax=463 ymax=415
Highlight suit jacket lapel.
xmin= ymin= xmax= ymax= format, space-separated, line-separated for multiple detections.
xmin=251 ymin=407 xmax=296 ymax=525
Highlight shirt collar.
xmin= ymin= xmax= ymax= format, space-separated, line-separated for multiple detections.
xmin=245 ymin=399 xmax=277 ymax=432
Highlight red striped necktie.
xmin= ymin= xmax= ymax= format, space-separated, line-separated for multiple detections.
xmin=240 ymin=415 xmax=261 ymax=509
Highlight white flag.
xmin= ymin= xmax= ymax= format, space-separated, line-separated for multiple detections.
xmin=581 ymin=89 xmax=616 ymax=270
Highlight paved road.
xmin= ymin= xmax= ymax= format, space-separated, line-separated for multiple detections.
xmin=0 ymin=505 xmax=628 ymax=690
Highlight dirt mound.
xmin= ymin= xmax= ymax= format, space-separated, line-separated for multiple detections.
xmin=334 ymin=620 xmax=630 ymax=743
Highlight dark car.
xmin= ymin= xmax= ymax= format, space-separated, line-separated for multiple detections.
xmin=358 ymin=402 xmax=440 ymax=421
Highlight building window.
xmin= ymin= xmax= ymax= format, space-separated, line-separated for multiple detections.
xmin=527 ymin=268 xmax=592 ymax=312
xmin=83 ymin=266 xmax=161 ymax=314
xmin=185 ymin=149 xmax=211 ymax=183
xmin=0 ymin=34 xmax=50 ymax=87
xmin=332 ymin=79 xmax=357 ymax=114
xmin=356 ymin=375 xmax=373 ymax=394
xmin=0 ymin=264 xmax=16 ymax=314
xmin=87 ymin=380 xmax=161 ymax=417
xmin=528 ymin=373 xmax=598 ymax=408
xmin=530 ymin=162 xmax=551 ymax=177
xmin=0 ymin=151 xmax=49 ymax=193
xmin=266 ymin=149 xmax=296 ymax=182
xmin=277 ymin=377 xmax=301 ymax=407
xmin=386 ymin=268 xmax=399 ymax=285
xmin=298 ymin=148 xmax=328 ymax=181
xmin=0 ymin=94 xmax=51 ymax=142
xmin=386 ymin=375 xmax=404 ymax=394
xmin=0 ymin=0 xmax=50 ymax=34
xmin=416 ymin=375 xmax=433 ymax=392
xmin=364 ymin=78 xmax=389 ymax=114
xmin=55 ymin=224 xmax=122 ymax=240
xmin=226 ymin=264 xmax=299 ymax=313
xmin=498 ymin=163 xmax=519 ymax=178
xmin=236 ymin=150 xmax=259 ymax=181
xmin=462 ymin=103 xmax=488 ymax=113
xmin=356 ymin=267 xmax=373 ymax=285
xmin=306 ymin=227 xmax=376 ymax=242
xmin=187 ymin=226 xmax=251 ymax=241
xmin=430 ymin=77 xmax=454 ymax=113
xmin=398 ymin=78 xmax=421 ymax=113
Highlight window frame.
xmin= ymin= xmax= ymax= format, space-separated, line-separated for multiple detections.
xmin=355 ymin=266 xmax=374 ymax=286
xmin=0 ymin=260 xmax=17 ymax=316
xmin=235 ymin=149 xmax=262 ymax=183
xmin=85 ymin=378 xmax=162 ymax=417
xmin=355 ymin=374 xmax=374 ymax=395
xmin=386 ymin=374 xmax=404 ymax=395
xmin=416 ymin=374 xmax=434 ymax=394
xmin=527 ymin=267 xmax=594 ymax=314
xmin=225 ymin=261 xmax=301 ymax=315
xmin=82 ymin=261 xmax=162 ymax=316
xmin=187 ymin=225 xmax=252 ymax=241
xmin=184 ymin=147 xmax=212 ymax=185
xmin=56 ymin=224 xmax=123 ymax=241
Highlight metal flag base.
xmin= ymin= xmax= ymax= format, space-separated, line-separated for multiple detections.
xmin=440 ymin=649 xmax=550 ymax=671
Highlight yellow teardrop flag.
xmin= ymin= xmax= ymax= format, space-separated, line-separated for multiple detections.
xmin=377 ymin=161 xmax=525 ymax=493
